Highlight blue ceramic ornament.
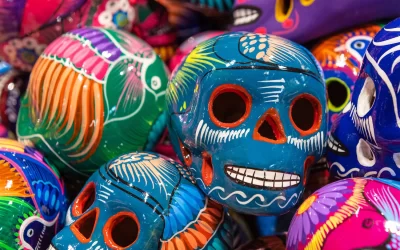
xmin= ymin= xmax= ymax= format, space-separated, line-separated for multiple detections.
xmin=328 ymin=18 xmax=400 ymax=180
xmin=50 ymin=152 xmax=241 ymax=250
xmin=167 ymin=32 xmax=327 ymax=215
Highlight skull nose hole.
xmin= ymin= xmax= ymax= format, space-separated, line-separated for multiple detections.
xmin=104 ymin=212 xmax=140 ymax=249
xmin=357 ymin=77 xmax=376 ymax=117
xmin=327 ymin=77 xmax=350 ymax=112
xmin=254 ymin=108 xmax=286 ymax=143
xmin=71 ymin=208 xmax=99 ymax=243
xmin=72 ymin=182 xmax=95 ymax=217
xmin=201 ymin=152 xmax=213 ymax=187
xmin=290 ymin=94 xmax=322 ymax=136
xmin=356 ymin=139 xmax=376 ymax=167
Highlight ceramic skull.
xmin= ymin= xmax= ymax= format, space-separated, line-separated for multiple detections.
xmin=167 ymin=32 xmax=327 ymax=215
xmin=50 ymin=152 xmax=240 ymax=250
xmin=230 ymin=0 xmax=400 ymax=43
xmin=312 ymin=24 xmax=381 ymax=129
xmin=327 ymin=18 xmax=400 ymax=180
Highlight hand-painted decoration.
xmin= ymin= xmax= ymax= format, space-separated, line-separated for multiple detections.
xmin=312 ymin=24 xmax=381 ymax=129
xmin=169 ymin=30 xmax=225 ymax=71
xmin=17 ymin=27 xmax=169 ymax=177
xmin=50 ymin=152 xmax=242 ymax=250
xmin=130 ymin=0 xmax=177 ymax=62
xmin=167 ymin=32 xmax=327 ymax=215
xmin=327 ymin=18 xmax=400 ymax=180
xmin=230 ymin=0 xmax=399 ymax=43
xmin=287 ymin=178 xmax=400 ymax=250
xmin=0 ymin=69 xmax=30 ymax=134
xmin=0 ymin=138 xmax=67 ymax=250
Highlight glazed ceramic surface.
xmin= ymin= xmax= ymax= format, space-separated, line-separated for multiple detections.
xmin=0 ymin=138 xmax=67 ymax=250
xmin=312 ymin=25 xmax=381 ymax=129
xmin=17 ymin=27 xmax=169 ymax=177
xmin=0 ymin=69 xmax=29 ymax=133
xmin=51 ymin=152 xmax=240 ymax=250
xmin=287 ymin=178 xmax=400 ymax=250
xmin=231 ymin=0 xmax=400 ymax=43
xmin=169 ymin=30 xmax=225 ymax=71
xmin=327 ymin=18 xmax=400 ymax=180
xmin=167 ymin=32 xmax=327 ymax=215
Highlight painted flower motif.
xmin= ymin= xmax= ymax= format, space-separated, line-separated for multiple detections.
xmin=3 ymin=37 xmax=46 ymax=71
xmin=98 ymin=0 xmax=135 ymax=31
xmin=287 ymin=179 xmax=365 ymax=248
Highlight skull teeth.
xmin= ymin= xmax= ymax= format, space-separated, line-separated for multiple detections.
xmin=327 ymin=134 xmax=348 ymax=155
xmin=233 ymin=8 xmax=259 ymax=26
xmin=48 ymin=245 xmax=57 ymax=250
xmin=225 ymin=166 xmax=300 ymax=189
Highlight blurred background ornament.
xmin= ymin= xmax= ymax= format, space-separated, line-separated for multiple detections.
xmin=230 ymin=0 xmax=400 ymax=43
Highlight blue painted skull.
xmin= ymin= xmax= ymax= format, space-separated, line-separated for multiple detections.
xmin=328 ymin=18 xmax=400 ymax=180
xmin=50 ymin=152 xmax=240 ymax=250
xmin=167 ymin=32 xmax=327 ymax=215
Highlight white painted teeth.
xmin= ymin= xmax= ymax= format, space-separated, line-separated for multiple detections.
xmin=233 ymin=8 xmax=259 ymax=26
xmin=328 ymin=135 xmax=346 ymax=153
xmin=225 ymin=166 xmax=300 ymax=189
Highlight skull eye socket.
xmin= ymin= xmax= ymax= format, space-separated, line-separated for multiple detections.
xmin=103 ymin=212 xmax=140 ymax=249
xmin=326 ymin=77 xmax=351 ymax=112
xmin=357 ymin=77 xmax=376 ymax=117
xmin=356 ymin=138 xmax=376 ymax=167
xmin=72 ymin=182 xmax=95 ymax=217
xmin=209 ymin=84 xmax=252 ymax=128
xmin=290 ymin=94 xmax=322 ymax=136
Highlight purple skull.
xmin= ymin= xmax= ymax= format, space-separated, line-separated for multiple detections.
xmin=231 ymin=0 xmax=400 ymax=43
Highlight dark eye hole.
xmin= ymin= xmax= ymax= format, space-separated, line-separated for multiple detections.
xmin=357 ymin=77 xmax=376 ymax=117
xmin=290 ymin=94 xmax=322 ymax=136
xmin=104 ymin=212 xmax=140 ymax=248
xmin=209 ymin=84 xmax=251 ymax=128
xmin=72 ymin=182 xmax=95 ymax=217
xmin=327 ymin=78 xmax=350 ymax=111
xmin=275 ymin=0 xmax=293 ymax=22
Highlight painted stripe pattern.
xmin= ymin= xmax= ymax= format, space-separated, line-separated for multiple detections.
xmin=195 ymin=120 xmax=250 ymax=146
xmin=258 ymin=78 xmax=285 ymax=103
xmin=287 ymin=131 xmax=325 ymax=154
xmin=349 ymin=102 xmax=377 ymax=144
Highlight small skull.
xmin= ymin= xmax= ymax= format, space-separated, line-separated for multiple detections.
xmin=167 ymin=32 xmax=327 ymax=215
xmin=50 ymin=152 xmax=240 ymax=249
xmin=328 ymin=18 xmax=400 ymax=180
xmin=312 ymin=25 xmax=381 ymax=129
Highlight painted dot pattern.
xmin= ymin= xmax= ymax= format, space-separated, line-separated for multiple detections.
xmin=238 ymin=33 xmax=318 ymax=74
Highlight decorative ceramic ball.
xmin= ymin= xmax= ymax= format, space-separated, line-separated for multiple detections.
xmin=17 ymin=27 xmax=169 ymax=177
xmin=0 ymin=138 xmax=68 ymax=250
xmin=51 ymin=152 xmax=241 ymax=250
xmin=287 ymin=178 xmax=400 ymax=250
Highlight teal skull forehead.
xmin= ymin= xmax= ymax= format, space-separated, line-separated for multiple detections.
xmin=167 ymin=32 xmax=324 ymax=113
